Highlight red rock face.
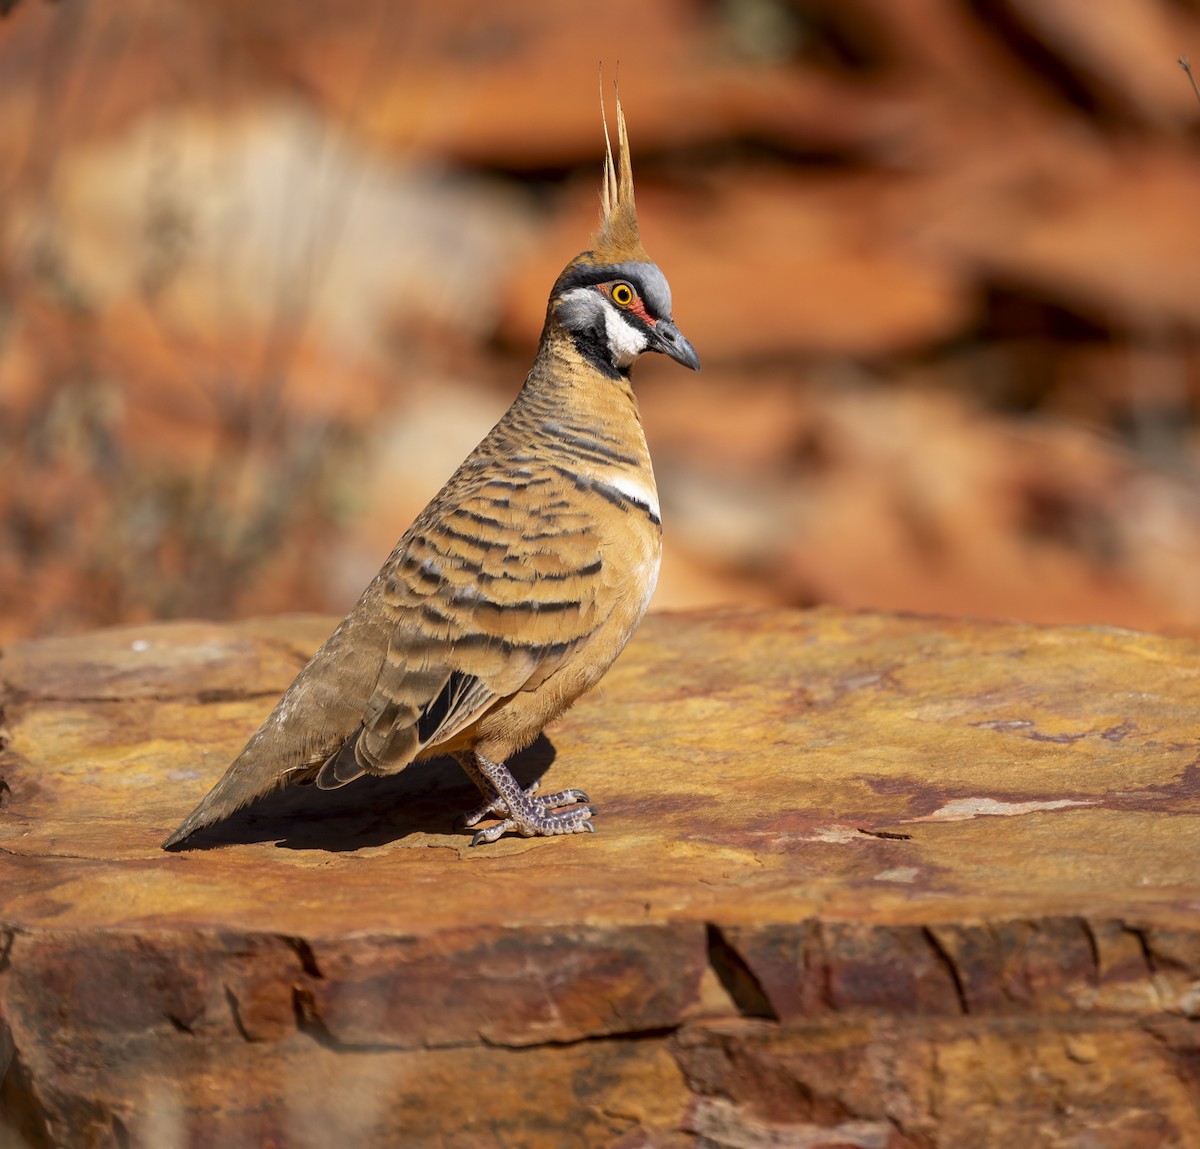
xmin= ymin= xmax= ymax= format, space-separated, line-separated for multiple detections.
xmin=3 ymin=608 xmax=1200 ymax=1145
xmin=2 ymin=2 xmax=1200 ymax=642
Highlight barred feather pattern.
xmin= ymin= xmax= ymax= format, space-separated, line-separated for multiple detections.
xmin=161 ymin=90 xmax=691 ymax=850
xmin=161 ymin=314 xmax=662 ymax=847
xmin=351 ymin=329 xmax=662 ymax=775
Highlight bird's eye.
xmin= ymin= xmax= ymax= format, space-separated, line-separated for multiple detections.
xmin=610 ymin=282 xmax=635 ymax=307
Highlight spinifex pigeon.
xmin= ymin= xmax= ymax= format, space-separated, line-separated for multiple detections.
xmin=164 ymin=93 xmax=699 ymax=850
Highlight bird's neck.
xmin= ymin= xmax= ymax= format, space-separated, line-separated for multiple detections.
xmin=511 ymin=323 xmax=654 ymax=474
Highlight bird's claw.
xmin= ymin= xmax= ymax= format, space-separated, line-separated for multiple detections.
xmin=456 ymin=783 xmax=590 ymax=831
xmin=469 ymin=803 xmax=597 ymax=846
xmin=458 ymin=751 xmax=596 ymax=844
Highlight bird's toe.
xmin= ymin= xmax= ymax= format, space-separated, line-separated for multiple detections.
xmin=532 ymin=787 xmax=589 ymax=809
xmin=456 ymin=781 xmax=586 ymax=831
xmin=466 ymin=795 xmax=597 ymax=845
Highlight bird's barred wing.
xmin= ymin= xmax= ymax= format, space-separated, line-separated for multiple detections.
xmin=351 ymin=473 xmax=607 ymax=771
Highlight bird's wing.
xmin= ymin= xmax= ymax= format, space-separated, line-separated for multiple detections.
xmin=350 ymin=472 xmax=607 ymax=771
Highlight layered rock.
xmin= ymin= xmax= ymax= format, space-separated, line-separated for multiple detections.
xmin=2 ymin=607 xmax=1199 ymax=1146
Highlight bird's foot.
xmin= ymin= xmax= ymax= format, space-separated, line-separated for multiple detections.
xmin=470 ymin=797 xmax=596 ymax=847
xmin=461 ymin=751 xmax=596 ymax=845
xmin=456 ymin=780 xmax=591 ymax=830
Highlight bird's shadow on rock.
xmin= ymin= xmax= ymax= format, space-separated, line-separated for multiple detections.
xmin=174 ymin=736 xmax=558 ymax=853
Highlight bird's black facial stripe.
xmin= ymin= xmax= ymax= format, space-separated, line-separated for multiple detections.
xmin=554 ymin=289 xmax=625 ymax=379
xmin=571 ymin=324 xmax=626 ymax=380
xmin=555 ymin=260 xmax=673 ymax=320
xmin=555 ymin=285 xmax=651 ymax=377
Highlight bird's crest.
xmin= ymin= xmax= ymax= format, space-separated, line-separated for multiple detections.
xmin=589 ymin=85 xmax=648 ymax=265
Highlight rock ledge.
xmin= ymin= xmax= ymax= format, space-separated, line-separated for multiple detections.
xmin=2 ymin=607 xmax=1199 ymax=1147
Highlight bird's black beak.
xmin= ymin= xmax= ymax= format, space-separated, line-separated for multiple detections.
xmin=653 ymin=320 xmax=701 ymax=372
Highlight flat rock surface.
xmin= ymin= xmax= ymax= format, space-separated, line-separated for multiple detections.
xmin=3 ymin=607 xmax=1200 ymax=1147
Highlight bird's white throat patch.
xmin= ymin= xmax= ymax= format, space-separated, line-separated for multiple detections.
xmin=602 ymin=305 xmax=650 ymax=368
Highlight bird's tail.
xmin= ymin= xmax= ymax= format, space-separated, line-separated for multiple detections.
xmin=161 ymin=605 xmax=388 ymax=849
xmin=161 ymin=724 xmax=321 ymax=849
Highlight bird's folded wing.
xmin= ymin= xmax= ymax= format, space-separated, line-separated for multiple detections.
xmin=353 ymin=478 xmax=607 ymax=770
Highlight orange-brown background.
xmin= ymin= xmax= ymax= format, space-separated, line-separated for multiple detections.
xmin=2 ymin=0 xmax=1200 ymax=644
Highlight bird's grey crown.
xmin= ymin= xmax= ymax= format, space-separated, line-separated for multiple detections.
xmin=555 ymin=259 xmax=675 ymax=321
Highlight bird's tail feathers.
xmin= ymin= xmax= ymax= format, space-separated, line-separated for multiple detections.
xmin=161 ymin=734 xmax=323 ymax=849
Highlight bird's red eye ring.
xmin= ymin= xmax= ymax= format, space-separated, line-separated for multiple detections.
xmin=610 ymin=282 xmax=635 ymax=307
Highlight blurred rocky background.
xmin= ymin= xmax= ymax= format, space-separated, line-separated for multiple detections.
xmin=2 ymin=0 xmax=1200 ymax=644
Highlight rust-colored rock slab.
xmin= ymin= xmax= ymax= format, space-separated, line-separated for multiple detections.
xmin=2 ymin=607 xmax=1200 ymax=1146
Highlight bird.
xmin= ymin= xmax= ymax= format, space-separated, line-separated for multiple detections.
xmin=162 ymin=89 xmax=699 ymax=850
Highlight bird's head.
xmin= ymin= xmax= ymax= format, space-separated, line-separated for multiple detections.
xmin=548 ymin=91 xmax=699 ymax=379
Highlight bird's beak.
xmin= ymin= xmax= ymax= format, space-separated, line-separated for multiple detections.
xmin=652 ymin=320 xmax=701 ymax=372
